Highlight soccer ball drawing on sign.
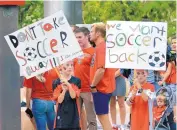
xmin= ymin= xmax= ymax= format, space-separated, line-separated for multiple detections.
xmin=24 ymin=47 xmax=37 ymax=61
xmin=148 ymin=51 xmax=166 ymax=68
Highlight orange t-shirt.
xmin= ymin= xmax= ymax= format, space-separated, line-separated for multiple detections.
xmin=153 ymin=106 xmax=166 ymax=122
xmin=130 ymin=82 xmax=154 ymax=130
xmin=90 ymin=42 xmax=115 ymax=94
xmin=74 ymin=47 xmax=95 ymax=92
xmin=166 ymin=62 xmax=176 ymax=84
xmin=24 ymin=69 xmax=58 ymax=100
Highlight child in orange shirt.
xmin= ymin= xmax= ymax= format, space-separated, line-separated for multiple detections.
xmin=153 ymin=94 xmax=167 ymax=127
xmin=52 ymin=61 xmax=81 ymax=130
xmin=126 ymin=69 xmax=154 ymax=130
xmin=158 ymin=60 xmax=176 ymax=122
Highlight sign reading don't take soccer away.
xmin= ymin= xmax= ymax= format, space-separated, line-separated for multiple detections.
xmin=4 ymin=10 xmax=83 ymax=79
xmin=106 ymin=21 xmax=167 ymax=70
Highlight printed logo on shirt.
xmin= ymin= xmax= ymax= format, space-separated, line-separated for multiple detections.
xmin=90 ymin=53 xmax=96 ymax=67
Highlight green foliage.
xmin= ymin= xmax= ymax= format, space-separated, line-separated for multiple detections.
xmin=83 ymin=1 xmax=176 ymax=37
xmin=18 ymin=1 xmax=176 ymax=37
xmin=18 ymin=0 xmax=44 ymax=28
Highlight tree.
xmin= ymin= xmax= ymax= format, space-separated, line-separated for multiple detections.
xmin=18 ymin=0 xmax=43 ymax=28
xmin=83 ymin=1 xmax=176 ymax=37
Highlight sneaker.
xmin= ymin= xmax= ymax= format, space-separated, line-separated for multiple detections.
xmin=112 ymin=126 xmax=118 ymax=130
xmin=127 ymin=122 xmax=130 ymax=128
xmin=120 ymin=125 xmax=128 ymax=130
xmin=97 ymin=125 xmax=102 ymax=130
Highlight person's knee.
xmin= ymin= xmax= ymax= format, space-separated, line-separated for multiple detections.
xmin=85 ymin=107 xmax=97 ymax=122
xmin=110 ymin=97 xmax=116 ymax=107
xmin=87 ymin=114 xmax=97 ymax=123
xmin=118 ymin=98 xmax=125 ymax=108
xmin=118 ymin=101 xmax=125 ymax=108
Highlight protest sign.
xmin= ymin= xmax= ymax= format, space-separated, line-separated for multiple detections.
xmin=5 ymin=10 xmax=83 ymax=79
xmin=106 ymin=21 xmax=167 ymax=70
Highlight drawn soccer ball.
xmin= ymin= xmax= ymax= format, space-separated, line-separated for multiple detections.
xmin=24 ymin=47 xmax=37 ymax=61
xmin=148 ymin=51 xmax=165 ymax=67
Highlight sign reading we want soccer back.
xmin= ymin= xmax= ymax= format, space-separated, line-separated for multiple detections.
xmin=106 ymin=21 xmax=167 ymax=70
xmin=4 ymin=10 xmax=83 ymax=79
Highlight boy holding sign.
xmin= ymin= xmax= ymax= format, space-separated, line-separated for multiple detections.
xmin=52 ymin=61 xmax=81 ymax=130
xmin=126 ymin=70 xmax=154 ymax=130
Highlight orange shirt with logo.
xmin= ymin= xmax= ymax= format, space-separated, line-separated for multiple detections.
xmin=24 ymin=69 xmax=58 ymax=100
xmin=74 ymin=47 xmax=95 ymax=92
xmin=90 ymin=42 xmax=115 ymax=94
xmin=130 ymin=82 xmax=154 ymax=130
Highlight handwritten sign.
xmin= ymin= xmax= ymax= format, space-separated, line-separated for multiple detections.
xmin=5 ymin=10 xmax=83 ymax=79
xmin=106 ymin=21 xmax=167 ymax=70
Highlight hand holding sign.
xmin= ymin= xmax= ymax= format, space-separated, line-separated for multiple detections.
xmin=133 ymin=78 xmax=141 ymax=89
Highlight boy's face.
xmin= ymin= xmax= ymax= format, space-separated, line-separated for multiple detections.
xmin=136 ymin=70 xmax=148 ymax=84
xmin=61 ymin=61 xmax=73 ymax=75
xmin=157 ymin=95 xmax=165 ymax=107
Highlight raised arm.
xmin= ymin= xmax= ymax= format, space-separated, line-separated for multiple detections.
xmin=158 ymin=62 xmax=172 ymax=86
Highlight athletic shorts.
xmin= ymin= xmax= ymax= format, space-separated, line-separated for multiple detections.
xmin=92 ymin=91 xmax=112 ymax=115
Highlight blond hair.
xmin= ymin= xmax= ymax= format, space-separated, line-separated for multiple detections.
xmin=91 ymin=22 xmax=106 ymax=37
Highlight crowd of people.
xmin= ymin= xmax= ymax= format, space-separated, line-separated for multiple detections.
xmin=21 ymin=22 xmax=176 ymax=130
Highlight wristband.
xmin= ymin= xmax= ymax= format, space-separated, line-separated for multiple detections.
xmin=138 ymin=88 xmax=143 ymax=93
xmin=126 ymin=99 xmax=133 ymax=105
xmin=90 ymin=86 xmax=96 ymax=89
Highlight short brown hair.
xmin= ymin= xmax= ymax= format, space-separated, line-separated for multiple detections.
xmin=91 ymin=22 xmax=106 ymax=37
xmin=74 ymin=27 xmax=90 ymax=36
